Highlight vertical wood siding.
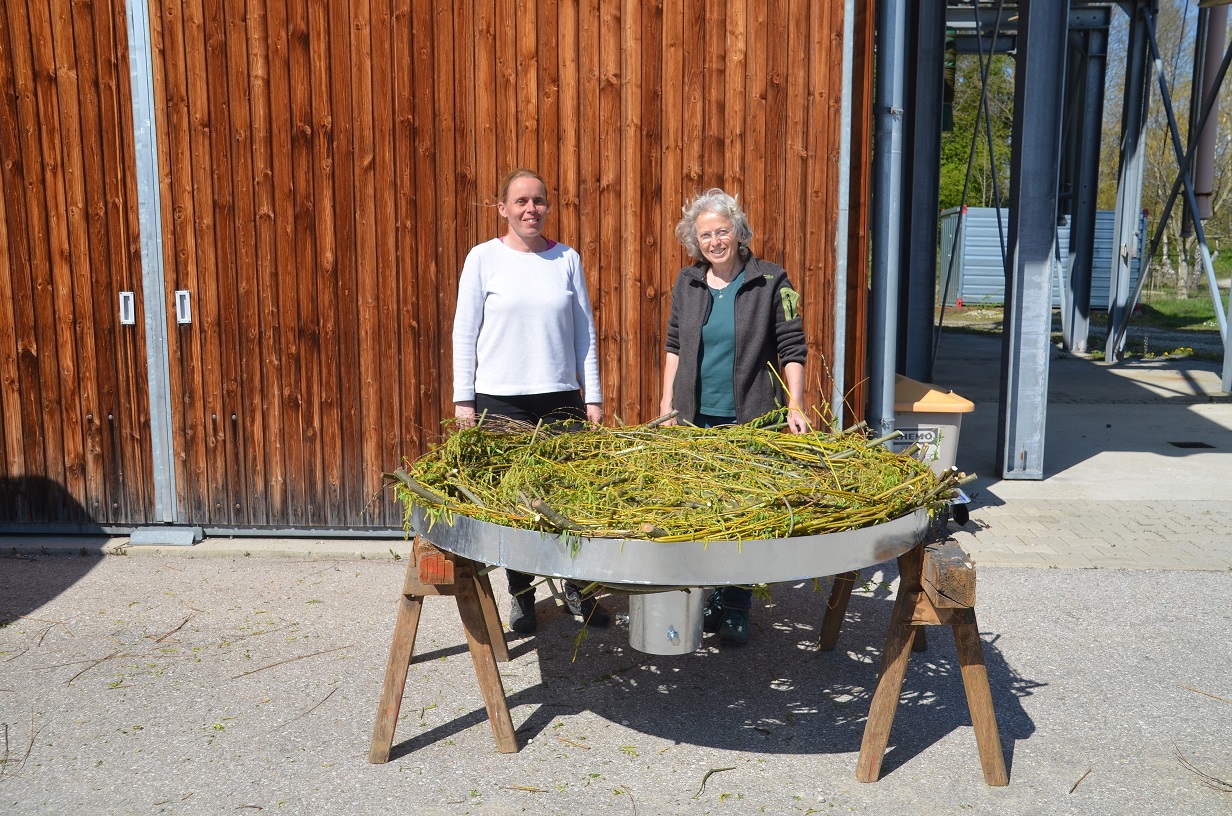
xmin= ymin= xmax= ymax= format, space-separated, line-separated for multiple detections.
xmin=845 ymin=0 xmax=874 ymax=423
xmin=2 ymin=0 xmax=865 ymax=530
xmin=0 ymin=0 xmax=153 ymax=526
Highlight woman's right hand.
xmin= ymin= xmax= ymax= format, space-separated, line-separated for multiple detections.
xmin=657 ymin=401 xmax=678 ymax=426
xmin=455 ymin=402 xmax=477 ymax=428
xmin=658 ymin=352 xmax=680 ymax=426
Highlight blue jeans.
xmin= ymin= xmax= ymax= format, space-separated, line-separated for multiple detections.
xmin=696 ymin=414 xmax=751 ymax=611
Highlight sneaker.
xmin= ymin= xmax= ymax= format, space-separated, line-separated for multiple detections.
xmin=718 ymin=608 xmax=750 ymax=646
xmin=702 ymin=589 xmax=723 ymax=633
xmin=564 ymin=583 xmax=611 ymax=628
xmin=508 ymin=592 xmax=537 ymax=634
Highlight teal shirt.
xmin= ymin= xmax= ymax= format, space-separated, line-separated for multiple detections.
xmin=698 ymin=270 xmax=744 ymax=417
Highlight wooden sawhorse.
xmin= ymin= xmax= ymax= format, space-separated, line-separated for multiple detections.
xmin=370 ymin=535 xmax=1007 ymax=784
xmin=818 ymin=539 xmax=1009 ymax=786
xmin=368 ymin=537 xmax=519 ymax=762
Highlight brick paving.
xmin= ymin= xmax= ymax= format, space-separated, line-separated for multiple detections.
xmin=932 ymin=332 xmax=1231 ymax=574
xmin=956 ymin=499 xmax=1232 ymax=570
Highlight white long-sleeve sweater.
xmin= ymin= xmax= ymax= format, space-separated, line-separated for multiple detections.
xmin=452 ymin=237 xmax=603 ymax=404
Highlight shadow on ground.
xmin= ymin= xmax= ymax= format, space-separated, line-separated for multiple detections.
xmin=1 ymin=477 xmax=107 ymax=624
xmin=389 ymin=570 xmax=1040 ymax=778
xmin=929 ymin=332 xmax=1228 ymax=492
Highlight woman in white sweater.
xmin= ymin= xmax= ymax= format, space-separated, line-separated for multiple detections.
xmin=451 ymin=168 xmax=608 ymax=634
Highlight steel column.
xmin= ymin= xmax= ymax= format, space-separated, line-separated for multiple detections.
xmin=867 ymin=0 xmax=909 ymax=438
xmin=1106 ymin=1 xmax=1153 ymax=360
xmin=1108 ymin=38 xmax=1232 ymax=391
xmin=126 ymin=0 xmax=178 ymax=522
xmin=900 ymin=0 xmax=947 ymax=383
xmin=831 ymin=0 xmax=858 ymax=429
xmin=998 ymin=0 xmax=1070 ymax=480
xmin=1061 ymin=20 xmax=1109 ymax=353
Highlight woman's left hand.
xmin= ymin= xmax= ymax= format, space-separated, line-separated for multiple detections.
xmin=786 ymin=408 xmax=811 ymax=434
xmin=586 ymin=403 xmax=604 ymax=426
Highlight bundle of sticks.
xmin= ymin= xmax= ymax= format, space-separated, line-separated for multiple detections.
xmin=388 ymin=413 xmax=968 ymax=543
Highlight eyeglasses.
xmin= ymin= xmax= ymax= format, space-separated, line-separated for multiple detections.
xmin=697 ymin=228 xmax=732 ymax=244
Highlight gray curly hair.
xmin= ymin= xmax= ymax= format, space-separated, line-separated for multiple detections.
xmin=674 ymin=188 xmax=754 ymax=261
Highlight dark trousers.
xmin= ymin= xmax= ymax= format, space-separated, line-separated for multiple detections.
xmin=475 ymin=391 xmax=589 ymax=601
xmin=474 ymin=391 xmax=586 ymax=426
xmin=696 ymin=414 xmax=751 ymax=612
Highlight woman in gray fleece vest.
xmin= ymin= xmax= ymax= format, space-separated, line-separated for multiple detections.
xmin=658 ymin=188 xmax=810 ymax=645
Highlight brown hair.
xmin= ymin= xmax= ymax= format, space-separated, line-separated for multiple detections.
xmin=497 ymin=168 xmax=548 ymax=204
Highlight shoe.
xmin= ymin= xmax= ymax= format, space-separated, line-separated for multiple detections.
xmin=508 ymin=592 xmax=537 ymax=634
xmin=702 ymin=589 xmax=723 ymax=633
xmin=718 ymin=608 xmax=750 ymax=646
xmin=564 ymin=583 xmax=611 ymax=628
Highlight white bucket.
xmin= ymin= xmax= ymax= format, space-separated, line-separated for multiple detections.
xmin=627 ymin=588 xmax=707 ymax=655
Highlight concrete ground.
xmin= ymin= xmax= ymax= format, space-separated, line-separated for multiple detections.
xmin=2 ymin=334 xmax=1230 ymax=815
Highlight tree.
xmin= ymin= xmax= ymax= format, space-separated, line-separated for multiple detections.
xmin=940 ymin=3 xmax=1232 ymax=298
xmin=939 ymin=51 xmax=1015 ymax=211
xmin=1102 ymin=1 xmax=1232 ymax=297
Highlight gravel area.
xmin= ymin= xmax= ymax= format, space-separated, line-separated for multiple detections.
xmin=2 ymin=553 xmax=1229 ymax=815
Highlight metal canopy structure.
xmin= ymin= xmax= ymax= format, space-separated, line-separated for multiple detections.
xmin=870 ymin=0 xmax=1232 ymax=481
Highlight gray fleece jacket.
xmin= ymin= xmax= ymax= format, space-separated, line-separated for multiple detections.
xmin=664 ymin=254 xmax=807 ymax=424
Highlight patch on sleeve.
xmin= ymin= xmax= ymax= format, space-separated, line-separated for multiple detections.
xmin=780 ymin=287 xmax=801 ymax=321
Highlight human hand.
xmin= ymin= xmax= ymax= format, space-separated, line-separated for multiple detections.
xmin=656 ymin=402 xmax=678 ymax=426
xmin=785 ymin=408 xmax=811 ymax=434
xmin=586 ymin=403 xmax=604 ymax=425
xmin=455 ymin=402 xmax=476 ymax=428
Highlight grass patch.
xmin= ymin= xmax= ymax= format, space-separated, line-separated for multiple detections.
xmin=952 ymin=293 xmax=1225 ymax=334
xmin=1135 ymin=293 xmax=1222 ymax=331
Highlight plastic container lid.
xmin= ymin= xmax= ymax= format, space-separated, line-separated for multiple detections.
xmin=893 ymin=374 xmax=975 ymax=413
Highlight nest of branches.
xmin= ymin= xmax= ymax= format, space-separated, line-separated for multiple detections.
xmin=387 ymin=410 xmax=968 ymax=544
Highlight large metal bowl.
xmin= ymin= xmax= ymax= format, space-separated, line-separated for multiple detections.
xmin=410 ymin=504 xmax=930 ymax=590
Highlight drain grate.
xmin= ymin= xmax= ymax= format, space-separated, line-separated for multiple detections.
xmin=1168 ymin=441 xmax=1215 ymax=449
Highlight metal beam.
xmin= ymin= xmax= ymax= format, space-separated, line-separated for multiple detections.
xmin=901 ymin=0 xmax=947 ymax=383
xmin=126 ymin=0 xmax=178 ymax=522
xmin=945 ymin=4 xmax=1109 ymax=34
xmin=1141 ymin=10 xmax=1232 ymax=389
xmin=1106 ymin=1 xmax=1153 ymax=360
xmin=998 ymin=0 xmax=1070 ymax=480
xmin=1061 ymin=20 xmax=1110 ymax=352
xmin=1109 ymin=37 xmax=1232 ymax=384
xmin=950 ymin=35 xmax=1017 ymax=55
xmin=867 ymin=0 xmax=909 ymax=439
xmin=831 ymin=0 xmax=858 ymax=429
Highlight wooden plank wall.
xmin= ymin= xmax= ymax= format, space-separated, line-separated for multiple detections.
xmin=0 ymin=0 xmax=153 ymax=525
xmin=845 ymin=0 xmax=874 ymax=422
xmin=1 ymin=0 xmax=863 ymax=530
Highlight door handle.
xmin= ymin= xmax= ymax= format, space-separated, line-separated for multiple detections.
xmin=119 ymin=291 xmax=135 ymax=325
xmin=175 ymin=290 xmax=192 ymax=324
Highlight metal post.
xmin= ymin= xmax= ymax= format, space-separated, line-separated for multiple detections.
xmin=998 ymin=0 xmax=1070 ymax=480
xmin=1106 ymin=1 xmax=1153 ymax=360
xmin=126 ymin=0 xmax=178 ymax=522
xmin=867 ymin=0 xmax=908 ymax=439
xmin=900 ymin=0 xmax=946 ymax=383
xmin=1183 ymin=7 xmax=1210 ymax=234
xmin=1062 ymin=19 xmax=1109 ymax=353
xmin=1141 ymin=12 xmax=1231 ymax=390
xmin=1196 ymin=7 xmax=1228 ymax=221
xmin=831 ymin=0 xmax=857 ymax=429
xmin=1109 ymin=38 xmax=1232 ymax=384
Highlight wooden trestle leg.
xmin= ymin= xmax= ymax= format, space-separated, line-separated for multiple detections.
xmin=817 ymin=571 xmax=857 ymax=651
xmin=855 ymin=541 xmax=1008 ymax=786
xmin=369 ymin=537 xmax=517 ymax=763
xmin=819 ymin=572 xmax=926 ymax=653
